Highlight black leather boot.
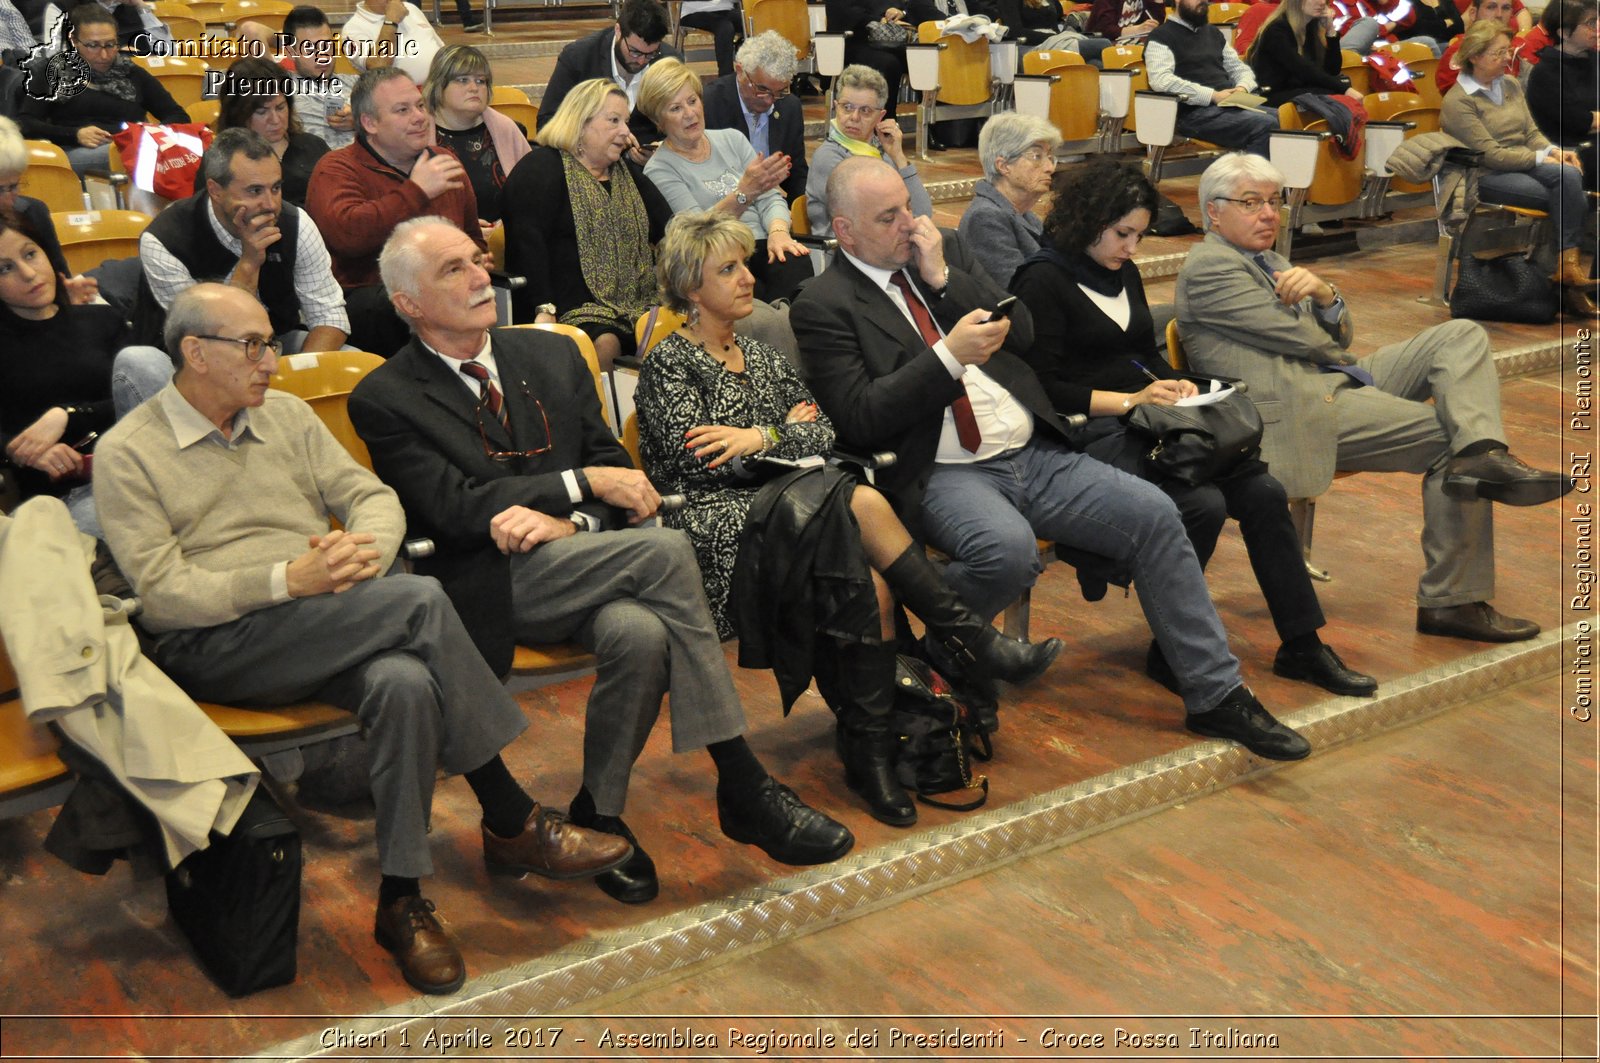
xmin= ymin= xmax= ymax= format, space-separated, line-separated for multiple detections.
xmin=881 ymin=545 xmax=1063 ymax=685
xmin=820 ymin=643 xmax=917 ymax=827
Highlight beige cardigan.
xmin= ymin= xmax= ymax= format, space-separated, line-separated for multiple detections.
xmin=1440 ymin=75 xmax=1552 ymax=173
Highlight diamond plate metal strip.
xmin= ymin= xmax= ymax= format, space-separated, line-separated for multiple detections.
xmin=926 ymin=177 xmax=979 ymax=203
xmin=1494 ymin=338 xmax=1566 ymax=379
xmin=257 ymin=627 xmax=1567 ymax=1061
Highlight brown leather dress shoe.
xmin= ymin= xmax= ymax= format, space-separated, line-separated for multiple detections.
xmin=373 ymin=895 xmax=465 ymax=995
xmin=482 ymin=804 xmax=633 ymax=880
xmin=1443 ymin=449 xmax=1574 ymax=507
xmin=1417 ymin=602 xmax=1539 ymax=643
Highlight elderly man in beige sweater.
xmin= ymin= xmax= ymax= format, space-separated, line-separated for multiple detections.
xmin=93 ymin=283 xmax=631 ymax=997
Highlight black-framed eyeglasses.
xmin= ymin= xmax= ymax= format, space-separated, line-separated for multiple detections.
xmin=620 ymin=37 xmax=662 ymax=60
xmin=197 ymin=334 xmax=283 ymax=361
xmin=1213 ymin=194 xmax=1285 ymax=213
xmin=477 ymin=390 xmax=553 ymax=461
xmin=739 ymin=70 xmax=790 ymax=100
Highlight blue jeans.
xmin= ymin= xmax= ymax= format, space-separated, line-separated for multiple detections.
xmin=1176 ymin=102 xmax=1276 ymax=157
xmin=61 ymin=345 xmax=171 ymax=541
xmin=1340 ymin=16 xmax=1382 ymax=54
xmin=918 ymin=438 xmax=1243 ymax=714
xmin=1478 ymin=162 xmax=1587 ymax=251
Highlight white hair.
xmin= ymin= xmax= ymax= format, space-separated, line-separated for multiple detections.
xmin=735 ymin=30 xmax=799 ymax=82
xmin=1197 ymin=152 xmax=1285 ymax=230
xmin=978 ymin=112 xmax=1061 ymax=183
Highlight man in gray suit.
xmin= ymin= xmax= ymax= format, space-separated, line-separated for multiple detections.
xmin=1177 ymin=153 xmax=1571 ymax=644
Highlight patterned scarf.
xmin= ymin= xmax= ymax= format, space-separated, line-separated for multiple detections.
xmin=83 ymin=55 xmax=138 ymax=103
xmin=561 ymin=152 xmax=656 ymax=332
xmin=826 ymin=121 xmax=884 ymax=159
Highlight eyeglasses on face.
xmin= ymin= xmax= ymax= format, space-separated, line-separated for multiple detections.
xmin=620 ymin=37 xmax=661 ymax=60
xmin=1213 ymin=194 xmax=1285 ymax=213
xmin=76 ymin=39 xmax=119 ymax=51
xmin=837 ymin=100 xmax=883 ymax=117
xmin=196 ymin=334 xmax=283 ymax=361
xmin=739 ymin=70 xmax=790 ymax=100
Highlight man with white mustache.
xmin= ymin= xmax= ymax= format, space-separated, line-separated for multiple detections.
xmin=135 ymin=127 xmax=349 ymax=359
xmin=347 ymin=217 xmax=857 ymax=910
xmin=306 ymin=66 xmax=484 ymax=356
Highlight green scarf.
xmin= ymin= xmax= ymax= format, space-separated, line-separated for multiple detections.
xmin=561 ymin=152 xmax=656 ymax=334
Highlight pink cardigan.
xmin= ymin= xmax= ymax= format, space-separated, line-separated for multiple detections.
xmin=429 ymin=105 xmax=531 ymax=175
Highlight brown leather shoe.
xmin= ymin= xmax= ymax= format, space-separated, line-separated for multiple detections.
xmin=373 ymin=895 xmax=465 ymax=995
xmin=1417 ymin=602 xmax=1539 ymax=643
xmin=1563 ymin=285 xmax=1600 ymax=320
xmin=482 ymin=804 xmax=633 ymax=880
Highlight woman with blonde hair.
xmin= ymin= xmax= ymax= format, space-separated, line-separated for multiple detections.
xmin=500 ymin=79 xmax=673 ymax=364
xmin=635 ymin=210 xmax=1062 ymax=828
xmin=639 ymin=59 xmax=811 ymax=303
xmin=1247 ymin=0 xmax=1363 ymax=107
xmin=1443 ymin=18 xmax=1595 ymax=316
xmin=423 ymin=44 xmax=530 ymax=223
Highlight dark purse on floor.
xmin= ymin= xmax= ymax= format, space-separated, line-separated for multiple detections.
xmin=1449 ymin=252 xmax=1557 ymax=324
xmin=165 ymin=786 xmax=301 ymax=997
xmin=889 ymin=655 xmax=989 ymax=811
xmin=1125 ymin=389 xmax=1264 ymax=486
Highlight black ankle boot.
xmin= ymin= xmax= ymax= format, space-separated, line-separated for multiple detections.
xmin=881 ymin=545 xmax=1063 ymax=685
xmin=820 ymin=643 xmax=917 ymax=827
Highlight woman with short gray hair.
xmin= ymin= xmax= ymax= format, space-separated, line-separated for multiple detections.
xmin=804 ymin=63 xmax=932 ymax=236
xmin=957 ymin=112 xmax=1062 ymax=288
xmin=635 ymin=210 xmax=1061 ymax=829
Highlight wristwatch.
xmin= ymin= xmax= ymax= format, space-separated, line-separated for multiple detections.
xmin=536 ymin=302 xmax=557 ymax=317
xmin=735 ymin=190 xmax=749 ymax=206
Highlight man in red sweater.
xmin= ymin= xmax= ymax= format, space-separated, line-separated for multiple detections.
xmin=306 ymin=66 xmax=484 ymax=355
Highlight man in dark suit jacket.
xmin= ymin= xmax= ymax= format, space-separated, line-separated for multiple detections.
xmin=536 ymin=0 xmax=680 ymax=143
xmin=348 ymin=217 xmax=854 ymax=906
xmin=700 ymin=31 xmax=809 ymax=203
xmin=789 ymin=156 xmax=1311 ymax=761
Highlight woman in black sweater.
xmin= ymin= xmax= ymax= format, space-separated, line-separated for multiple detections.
xmin=16 ymin=4 xmax=187 ymax=176
xmin=1247 ymin=0 xmax=1361 ymax=108
xmin=1528 ymin=0 xmax=1600 ymax=191
xmin=1010 ymin=157 xmax=1375 ymax=697
xmin=0 ymin=214 xmax=165 ymax=538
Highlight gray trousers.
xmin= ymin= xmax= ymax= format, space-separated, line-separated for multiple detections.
xmin=1329 ymin=319 xmax=1501 ymax=608
xmin=509 ymin=527 xmax=747 ymax=817
xmin=153 ymin=575 xmax=528 ymax=879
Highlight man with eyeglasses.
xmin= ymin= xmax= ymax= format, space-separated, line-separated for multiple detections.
xmin=702 ymin=30 xmax=809 ymax=203
xmin=347 ymin=217 xmax=855 ymax=909
xmin=538 ymin=0 xmax=680 ymax=143
xmin=94 ymin=282 xmax=635 ymax=996
xmin=134 ymin=128 xmax=349 ymax=363
xmin=1178 ymin=152 xmax=1572 ymax=644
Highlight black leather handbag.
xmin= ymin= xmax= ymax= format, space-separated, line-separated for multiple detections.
xmin=1125 ymin=390 xmax=1264 ymax=486
xmin=889 ymin=655 xmax=990 ymax=811
xmin=1449 ymin=252 xmax=1557 ymax=324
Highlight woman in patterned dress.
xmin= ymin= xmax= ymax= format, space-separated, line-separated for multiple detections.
xmin=635 ymin=211 xmax=1062 ymax=828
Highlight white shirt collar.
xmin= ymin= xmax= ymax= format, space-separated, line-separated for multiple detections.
xmin=159 ymin=382 xmax=261 ymax=449
xmin=842 ymin=249 xmax=906 ymax=296
xmin=425 ymin=332 xmax=497 ymax=396
xmin=1456 ymin=70 xmax=1503 ymax=102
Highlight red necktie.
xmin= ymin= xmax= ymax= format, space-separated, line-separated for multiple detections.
xmin=888 ymin=270 xmax=981 ymax=452
xmin=459 ymin=360 xmax=510 ymax=430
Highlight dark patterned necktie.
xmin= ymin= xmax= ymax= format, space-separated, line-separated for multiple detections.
xmin=889 ymin=270 xmax=981 ymax=452
xmin=1254 ymin=254 xmax=1372 ymax=387
xmin=460 ymin=360 xmax=510 ymax=429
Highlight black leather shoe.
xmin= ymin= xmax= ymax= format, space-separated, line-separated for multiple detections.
xmin=1186 ymin=686 xmax=1311 ymax=761
xmin=1417 ymin=602 xmax=1540 ymax=642
xmin=973 ymin=633 xmax=1063 ymax=686
xmin=836 ymin=725 xmax=916 ymax=826
xmin=569 ymin=789 xmax=658 ymax=905
xmin=1272 ymin=643 xmax=1377 ymax=697
xmin=1443 ymin=449 xmax=1574 ymax=507
xmin=718 ymin=777 xmax=854 ymax=865
xmin=1145 ymin=640 xmax=1181 ymax=697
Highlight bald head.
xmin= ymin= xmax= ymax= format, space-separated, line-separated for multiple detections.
xmin=828 ymin=157 xmax=917 ymax=270
xmin=166 ymin=282 xmax=266 ymax=367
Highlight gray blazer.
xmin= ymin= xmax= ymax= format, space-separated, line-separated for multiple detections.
xmin=1175 ymin=232 xmax=1358 ymax=499
xmin=956 ymin=179 xmax=1043 ymax=290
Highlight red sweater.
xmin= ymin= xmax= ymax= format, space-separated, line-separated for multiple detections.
xmin=304 ymin=138 xmax=483 ymax=290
